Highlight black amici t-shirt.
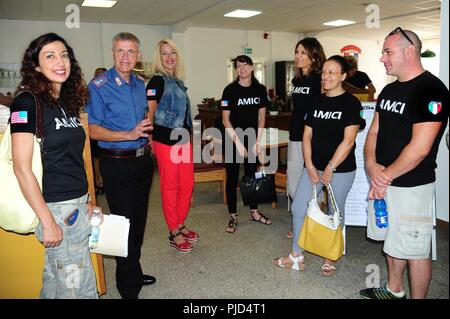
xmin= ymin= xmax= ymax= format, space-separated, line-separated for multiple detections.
xmin=289 ymin=72 xmax=322 ymax=141
xmin=221 ymin=81 xmax=270 ymax=131
xmin=10 ymin=91 xmax=87 ymax=202
xmin=376 ymin=71 xmax=449 ymax=187
xmin=146 ymin=75 xmax=190 ymax=146
xmin=305 ymin=91 xmax=366 ymax=172
xmin=345 ymin=71 xmax=372 ymax=89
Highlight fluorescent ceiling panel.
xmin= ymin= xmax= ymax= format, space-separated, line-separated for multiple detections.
xmin=323 ymin=19 xmax=355 ymax=27
xmin=224 ymin=10 xmax=261 ymax=18
xmin=81 ymin=0 xmax=117 ymax=8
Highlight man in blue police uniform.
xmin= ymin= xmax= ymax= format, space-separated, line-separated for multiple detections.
xmin=86 ymin=32 xmax=155 ymax=299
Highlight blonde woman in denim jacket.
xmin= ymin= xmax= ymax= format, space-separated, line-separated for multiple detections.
xmin=146 ymin=39 xmax=197 ymax=253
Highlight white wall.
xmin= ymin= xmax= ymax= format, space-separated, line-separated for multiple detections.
xmin=0 ymin=20 xmax=300 ymax=116
xmin=180 ymin=27 xmax=301 ymax=116
xmin=0 ymin=19 xmax=102 ymax=93
xmin=421 ymin=38 xmax=441 ymax=77
xmin=0 ymin=19 xmax=169 ymax=84
xmin=315 ymin=34 xmax=389 ymax=98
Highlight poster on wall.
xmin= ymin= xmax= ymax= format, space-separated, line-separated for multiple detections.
xmin=345 ymin=102 xmax=376 ymax=226
xmin=341 ymin=44 xmax=362 ymax=60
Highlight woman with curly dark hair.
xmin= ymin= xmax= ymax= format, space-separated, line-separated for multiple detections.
xmin=10 ymin=33 xmax=100 ymax=298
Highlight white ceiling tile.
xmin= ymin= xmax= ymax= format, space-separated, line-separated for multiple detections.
xmin=0 ymin=0 xmax=442 ymax=40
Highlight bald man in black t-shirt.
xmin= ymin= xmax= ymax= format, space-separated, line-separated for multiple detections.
xmin=361 ymin=28 xmax=448 ymax=300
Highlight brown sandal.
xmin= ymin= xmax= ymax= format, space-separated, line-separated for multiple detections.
xmin=250 ymin=210 xmax=272 ymax=225
xmin=226 ymin=214 xmax=238 ymax=233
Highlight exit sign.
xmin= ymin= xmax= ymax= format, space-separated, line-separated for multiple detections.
xmin=243 ymin=48 xmax=253 ymax=54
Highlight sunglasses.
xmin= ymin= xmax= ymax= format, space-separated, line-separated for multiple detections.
xmin=389 ymin=27 xmax=414 ymax=45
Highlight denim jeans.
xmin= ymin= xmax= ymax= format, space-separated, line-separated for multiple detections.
xmin=35 ymin=194 xmax=98 ymax=299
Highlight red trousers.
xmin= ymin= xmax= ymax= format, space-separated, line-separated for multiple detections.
xmin=152 ymin=141 xmax=194 ymax=231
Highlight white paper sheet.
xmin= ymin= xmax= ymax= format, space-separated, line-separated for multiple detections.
xmin=90 ymin=214 xmax=130 ymax=257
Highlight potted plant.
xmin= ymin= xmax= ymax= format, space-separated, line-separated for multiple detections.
xmin=201 ymin=97 xmax=221 ymax=110
xmin=268 ymin=96 xmax=284 ymax=115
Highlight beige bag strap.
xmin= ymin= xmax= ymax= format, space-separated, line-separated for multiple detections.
xmin=325 ymin=183 xmax=341 ymax=227
xmin=311 ymin=184 xmax=340 ymax=217
xmin=311 ymin=183 xmax=318 ymax=201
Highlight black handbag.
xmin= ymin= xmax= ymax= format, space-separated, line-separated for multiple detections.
xmin=239 ymin=173 xmax=277 ymax=206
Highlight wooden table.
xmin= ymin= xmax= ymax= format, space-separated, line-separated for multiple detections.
xmin=204 ymin=128 xmax=288 ymax=171
xmin=259 ymin=128 xmax=289 ymax=148
xmin=197 ymin=106 xmax=292 ymax=131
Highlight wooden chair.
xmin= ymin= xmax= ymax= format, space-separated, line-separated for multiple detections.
xmin=343 ymin=81 xmax=373 ymax=101
xmin=79 ymin=113 xmax=106 ymax=295
xmin=353 ymin=93 xmax=370 ymax=102
xmin=191 ymin=137 xmax=227 ymax=207
xmin=273 ymin=164 xmax=288 ymax=209
xmin=192 ymin=162 xmax=226 ymax=207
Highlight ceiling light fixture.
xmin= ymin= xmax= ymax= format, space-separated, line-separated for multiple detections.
xmin=224 ymin=10 xmax=261 ymax=18
xmin=81 ymin=0 xmax=117 ymax=8
xmin=323 ymin=19 xmax=355 ymax=27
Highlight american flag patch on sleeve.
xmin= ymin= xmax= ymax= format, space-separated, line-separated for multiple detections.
xmin=11 ymin=111 xmax=28 ymax=124
xmin=147 ymin=89 xmax=156 ymax=96
xmin=221 ymin=100 xmax=228 ymax=107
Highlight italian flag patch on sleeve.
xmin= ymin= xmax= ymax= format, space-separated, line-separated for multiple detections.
xmin=428 ymin=101 xmax=442 ymax=115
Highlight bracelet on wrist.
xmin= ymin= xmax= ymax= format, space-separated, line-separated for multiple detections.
xmin=328 ymin=161 xmax=337 ymax=172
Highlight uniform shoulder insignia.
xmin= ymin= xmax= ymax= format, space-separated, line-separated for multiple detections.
xmin=93 ymin=75 xmax=108 ymax=88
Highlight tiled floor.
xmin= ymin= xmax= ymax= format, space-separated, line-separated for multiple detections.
xmin=97 ymin=174 xmax=449 ymax=299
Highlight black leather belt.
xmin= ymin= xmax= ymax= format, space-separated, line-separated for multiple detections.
xmin=100 ymin=146 xmax=149 ymax=159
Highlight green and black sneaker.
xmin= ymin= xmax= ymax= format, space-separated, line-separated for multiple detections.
xmin=360 ymin=283 xmax=406 ymax=299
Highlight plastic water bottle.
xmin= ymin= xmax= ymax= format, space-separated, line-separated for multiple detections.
xmin=374 ymin=199 xmax=389 ymax=228
xmin=89 ymin=208 xmax=102 ymax=249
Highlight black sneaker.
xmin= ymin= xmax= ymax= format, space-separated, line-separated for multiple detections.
xmin=360 ymin=283 xmax=406 ymax=299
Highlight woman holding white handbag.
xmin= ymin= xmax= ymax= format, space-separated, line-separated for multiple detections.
xmin=274 ymin=55 xmax=366 ymax=276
